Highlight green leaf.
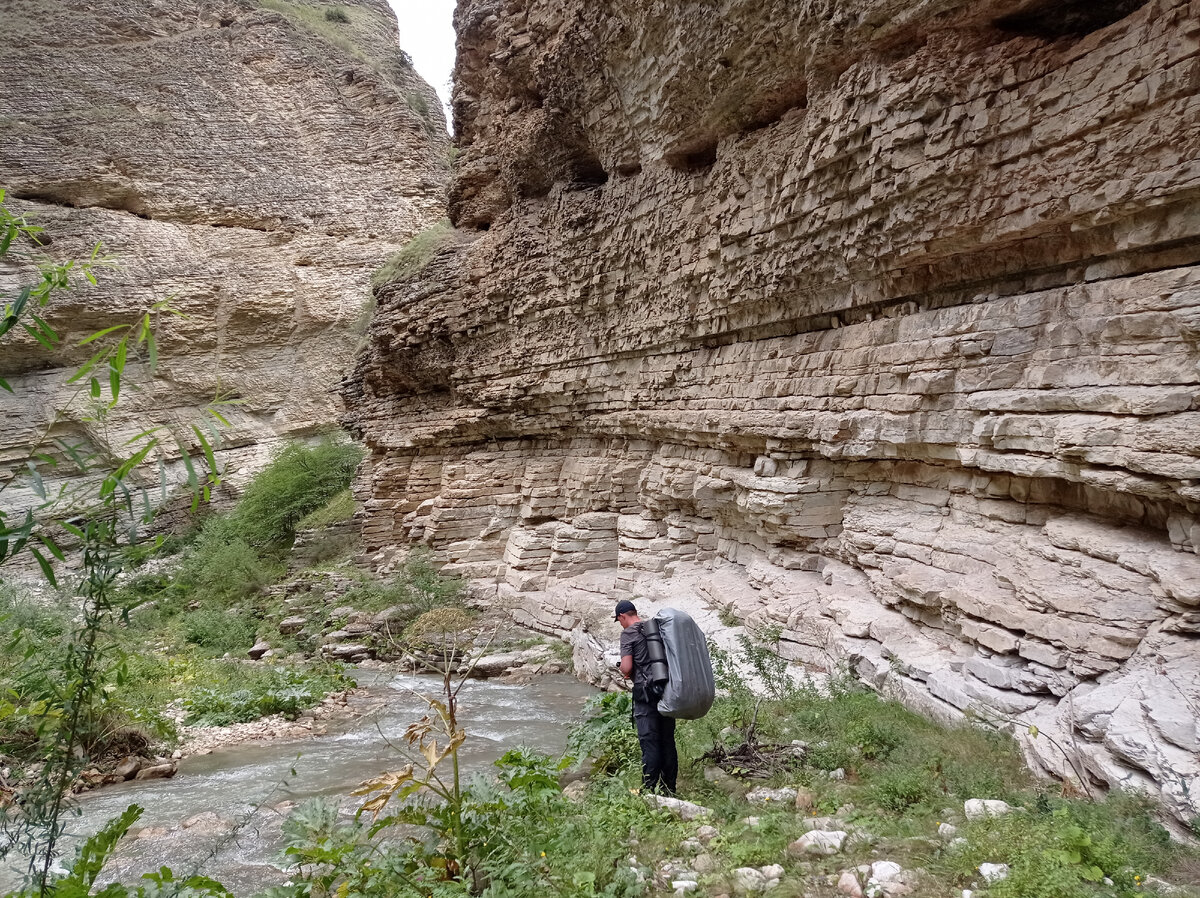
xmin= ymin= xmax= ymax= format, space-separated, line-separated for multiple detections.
xmin=67 ymin=344 xmax=112 ymax=384
xmin=192 ymin=423 xmax=219 ymax=480
xmin=30 ymin=546 xmax=57 ymax=587
xmin=77 ymin=324 xmax=127 ymax=346
xmin=1081 ymin=865 xmax=1104 ymax=882
xmin=146 ymin=329 xmax=157 ymax=372
xmin=64 ymin=804 xmax=144 ymax=889
xmin=0 ymin=376 xmax=11 ymax=393
xmin=109 ymin=360 xmax=121 ymax=403
xmin=24 ymin=460 xmax=46 ymax=499
xmin=21 ymin=315 xmax=57 ymax=349
xmin=37 ymin=531 xmax=66 ymax=561
xmin=90 ymin=376 xmax=101 ymax=398
xmin=60 ymin=520 xmax=86 ymax=540
xmin=176 ymin=436 xmax=200 ymax=510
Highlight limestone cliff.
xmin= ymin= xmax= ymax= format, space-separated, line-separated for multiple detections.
xmin=347 ymin=0 xmax=1200 ymax=826
xmin=0 ymin=0 xmax=448 ymax=509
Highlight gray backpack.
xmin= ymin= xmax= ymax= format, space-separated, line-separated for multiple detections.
xmin=642 ymin=607 xmax=715 ymax=719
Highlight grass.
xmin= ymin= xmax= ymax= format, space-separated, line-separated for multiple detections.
xmin=371 ymin=219 xmax=453 ymax=289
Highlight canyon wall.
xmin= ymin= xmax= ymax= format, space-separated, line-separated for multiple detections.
xmin=347 ymin=0 xmax=1200 ymax=826
xmin=0 ymin=0 xmax=448 ymax=513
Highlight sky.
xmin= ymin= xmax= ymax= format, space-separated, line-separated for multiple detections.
xmin=386 ymin=0 xmax=457 ymax=128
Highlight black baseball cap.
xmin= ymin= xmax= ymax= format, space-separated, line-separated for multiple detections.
xmin=613 ymin=600 xmax=637 ymax=620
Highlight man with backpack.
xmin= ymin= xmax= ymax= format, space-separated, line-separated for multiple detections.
xmin=615 ymin=599 xmax=678 ymax=794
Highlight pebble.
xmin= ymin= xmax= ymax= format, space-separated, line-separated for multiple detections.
xmin=696 ymin=824 xmax=719 ymax=843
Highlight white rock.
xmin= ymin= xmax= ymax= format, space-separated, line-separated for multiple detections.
xmin=647 ymin=795 xmax=713 ymax=820
xmin=672 ymin=881 xmax=699 ymax=895
xmin=964 ymin=799 xmax=1012 ymax=820
xmin=837 ymin=871 xmax=865 ymax=897
xmin=979 ymin=863 xmax=1009 ymax=883
xmin=870 ymin=861 xmax=902 ymax=882
xmin=790 ymin=830 xmax=848 ymax=855
xmin=696 ymin=824 xmax=719 ymax=843
xmin=733 ymin=867 xmax=768 ymax=894
xmin=761 ymin=864 xmax=785 ymax=880
xmin=938 ymin=822 xmax=958 ymax=839
xmin=746 ymin=786 xmax=799 ymax=805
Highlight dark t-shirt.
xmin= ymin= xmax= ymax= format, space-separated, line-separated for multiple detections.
xmin=620 ymin=622 xmax=652 ymax=688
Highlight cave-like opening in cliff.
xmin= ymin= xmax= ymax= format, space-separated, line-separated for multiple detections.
xmin=665 ymin=141 xmax=718 ymax=173
xmin=994 ymin=0 xmax=1150 ymax=40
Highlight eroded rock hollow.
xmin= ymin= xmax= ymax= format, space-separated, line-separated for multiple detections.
xmin=0 ymin=0 xmax=448 ymax=507
xmin=347 ymin=0 xmax=1200 ymax=825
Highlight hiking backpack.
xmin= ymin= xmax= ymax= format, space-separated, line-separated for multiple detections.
xmin=641 ymin=607 xmax=715 ymax=719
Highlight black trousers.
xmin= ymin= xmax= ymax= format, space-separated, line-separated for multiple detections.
xmin=633 ymin=700 xmax=678 ymax=794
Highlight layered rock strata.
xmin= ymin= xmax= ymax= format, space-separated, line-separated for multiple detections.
xmin=347 ymin=0 xmax=1200 ymax=826
xmin=0 ymin=0 xmax=448 ymax=512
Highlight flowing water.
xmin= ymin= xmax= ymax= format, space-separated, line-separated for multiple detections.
xmin=1 ymin=672 xmax=598 ymax=895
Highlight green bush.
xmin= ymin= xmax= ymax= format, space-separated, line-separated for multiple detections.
xmin=566 ymin=691 xmax=640 ymax=774
xmin=870 ymin=767 xmax=936 ymax=812
xmin=231 ymin=437 xmax=364 ymax=548
xmin=339 ymin=549 xmax=466 ymax=617
xmin=371 ymin=219 xmax=453 ymax=289
xmin=183 ymin=664 xmax=352 ymax=726
xmin=179 ymin=606 xmax=259 ymax=654
xmin=324 ymin=7 xmax=349 ymax=23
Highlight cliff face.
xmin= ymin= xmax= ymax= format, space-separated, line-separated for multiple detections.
xmin=347 ymin=0 xmax=1200 ymax=824
xmin=0 ymin=0 xmax=448 ymax=506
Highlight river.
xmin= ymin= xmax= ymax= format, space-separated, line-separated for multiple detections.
xmin=0 ymin=671 xmax=599 ymax=895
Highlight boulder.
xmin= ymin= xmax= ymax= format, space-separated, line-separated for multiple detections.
xmin=113 ymin=756 xmax=143 ymax=780
xmin=963 ymin=799 xmax=1013 ymax=820
xmin=788 ymin=830 xmax=847 ymax=856
xmin=248 ymin=640 xmax=271 ymax=660
xmin=134 ymin=762 xmax=177 ymax=781
xmin=646 ymin=794 xmax=713 ymax=821
xmin=278 ymin=616 xmax=306 ymax=635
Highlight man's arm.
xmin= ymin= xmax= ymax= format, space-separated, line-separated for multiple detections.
xmin=620 ymin=653 xmax=634 ymax=678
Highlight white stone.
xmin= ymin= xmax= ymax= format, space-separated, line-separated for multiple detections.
xmin=979 ymin=863 xmax=1009 ymax=883
xmin=746 ymin=786 xmax=799 ymax=805
xmin=733 ymin=868 xmax=768 ymax=894
xmin=646 ymin=795 xmax=712 ymax=821
xmin=790 ymin=830 xmax=848 ymax=856
xmin=964 ymin=799 xmax=1012 ymax=820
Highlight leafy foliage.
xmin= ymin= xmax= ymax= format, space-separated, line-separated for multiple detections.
xmin=566 ymin=692 xmax=640 ymax=775
xmin=228 ymin=438 xmax=364 ymax=549
xmin=182 ymin=665 xmax=351 ymax=727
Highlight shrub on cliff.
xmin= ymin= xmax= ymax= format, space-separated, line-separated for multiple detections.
xmin=229 ymin=437 xmax=363 ymax=549
xmin=371 ymin=219 xmax=453 ymax=289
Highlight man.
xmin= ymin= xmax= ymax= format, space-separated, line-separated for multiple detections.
xmin=615 ymin=599 xmax=678 ymax=794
